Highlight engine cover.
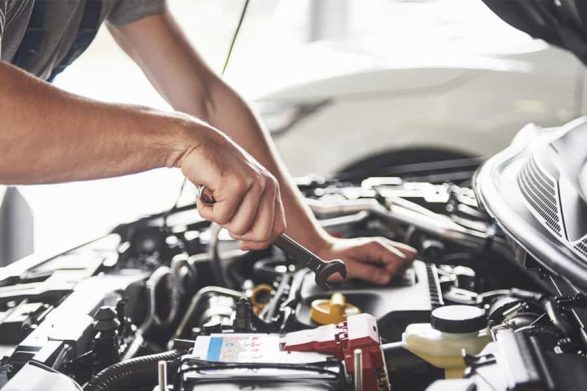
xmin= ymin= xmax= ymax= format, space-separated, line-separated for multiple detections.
xmin=297 ymin=261 xmax=443 ymax=341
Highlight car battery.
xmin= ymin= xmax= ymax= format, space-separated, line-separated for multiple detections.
xmin=180 ymin=333 xmax=343 ymax=390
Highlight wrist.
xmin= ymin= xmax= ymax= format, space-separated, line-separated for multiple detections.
xmin=301 ymin=226 xmax=336 ymax=257
xmin=317 ymin=235 xmax=340 ymax=259
xmin=161 ymin=113 xmax=206 ymax=169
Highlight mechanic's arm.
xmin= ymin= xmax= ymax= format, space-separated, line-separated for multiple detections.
xmin=0 ymin=60 xmax=284 ymax=245
xmin=109 ymin=11 xmax=417 ymax=284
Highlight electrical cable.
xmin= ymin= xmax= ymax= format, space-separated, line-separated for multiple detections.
xmin=84 ymin=350 xmax=184 ymax=391
xmin=164 ymin=0 xmax=251 ymax=228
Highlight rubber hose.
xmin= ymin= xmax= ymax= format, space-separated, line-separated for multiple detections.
xmin=84 ymin=350 xmax=183 ymax=391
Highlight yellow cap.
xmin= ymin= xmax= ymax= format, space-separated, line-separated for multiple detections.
xmin=310 ymin=293 xmax=361 ymax=325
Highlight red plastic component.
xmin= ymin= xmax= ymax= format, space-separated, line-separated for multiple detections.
xmin=282 ymin=314 xmax=390 ymax=391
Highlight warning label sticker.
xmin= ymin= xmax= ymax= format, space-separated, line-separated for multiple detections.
xmin=205 ymin=334 xmax=281 ymax=363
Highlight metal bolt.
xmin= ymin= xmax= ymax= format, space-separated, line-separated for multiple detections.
xmin=354 ymin=349 xmax=363 ymax=391
xmin=158 ymin=360 xmax=168 ymax=391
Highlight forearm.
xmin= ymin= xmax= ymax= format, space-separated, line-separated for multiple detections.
xmin=0 ymin=61 xmax=193 ymax=184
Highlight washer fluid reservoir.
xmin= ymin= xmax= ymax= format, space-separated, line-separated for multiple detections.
xmin=402 ymin=305 xmax=492 ymax=379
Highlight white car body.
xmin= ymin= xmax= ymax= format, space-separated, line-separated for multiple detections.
xmin=238 ymin=1 xmax=587 ymax=176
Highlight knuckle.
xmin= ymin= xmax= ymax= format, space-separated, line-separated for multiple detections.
xmin=232 ymin=225 xmax=248 ymax=236
xmin=371 ymin=238 xmax=384 ymax=249
xmin=196 ymin=204 xmax=212 ymax=217
xmin=228 ymin=227 xmax=246 ymax=236
xmin=198 ymin=210 xmax=212 ymax=221
xmin=375 ymin=237 xmax=389 ymax=248
xmin=224 ymin=222 xmax=244 ymax=236
xmin=215 ymin=209 xmax=232 ymax=225
xmin=215 ymin=215 xmax=230 ymax=225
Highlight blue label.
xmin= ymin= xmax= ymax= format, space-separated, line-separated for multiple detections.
xmin=207 ymin=336 xmax=223 ymax=361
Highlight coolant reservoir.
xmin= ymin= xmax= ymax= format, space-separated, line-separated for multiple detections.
xmin=402 ymin=305 xmax=492 ymax=378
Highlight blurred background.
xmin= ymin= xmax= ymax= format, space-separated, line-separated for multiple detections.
xmin=4 ymin=0 xmax=586 ymax=262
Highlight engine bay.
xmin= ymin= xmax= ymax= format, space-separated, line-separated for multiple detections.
xmin=1 ymin=127 xmax=587 ymax=391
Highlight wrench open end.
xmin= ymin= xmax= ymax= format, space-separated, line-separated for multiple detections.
xmin=314 ymin=259 xmax=347 ymax=289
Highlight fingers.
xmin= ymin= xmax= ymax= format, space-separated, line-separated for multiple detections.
xmin=196 ymin=175 xmax=249 ymax=224
xmin=231 ymin=177 xmax=276 ymax=242
xmin=336 ymin=237 xmax=417 ymax=285
xmin=240 ymin=188 xmax=286 ymax=251
xmin=387 ymin=240 xmax=418 ymax=260
xmin=197 ymin=173 xmax=285 ymax=249
xmin=231 ymin=177 xmax=286 ymax=248
xmin=346 ymin=260 xmax=391 ymax=285
xmin=223 ymin=177 xmax=265 ymax=235
xmin=371 ymin=237 xmax=416 ymax=273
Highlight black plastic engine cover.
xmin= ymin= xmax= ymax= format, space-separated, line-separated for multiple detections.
xmin=297 ymin=260 xmax=442 ymax=341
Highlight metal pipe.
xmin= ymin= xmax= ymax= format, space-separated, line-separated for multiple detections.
xmin=173 ymin=286 xmax=242 ymax=340
xmin=319 ymin=211 xmax=370 ymax=230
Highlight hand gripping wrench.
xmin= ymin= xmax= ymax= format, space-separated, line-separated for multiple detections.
xmin=197 ymin=185 xmax=347 ymax=288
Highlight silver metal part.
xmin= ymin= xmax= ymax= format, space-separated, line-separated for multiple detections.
xmin=173 ymin=286 xmax=242 ymax=340
xmin=0 ymin=187 xmax=33 ymax=266
xmin=354 ymin=348 xmax=363 ymax=391
xmin=158 ymin=360 xmax=168 ymax=391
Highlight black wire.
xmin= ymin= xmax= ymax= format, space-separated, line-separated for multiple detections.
xmin=221 ymin=0 xmax=251 ymax=75
xmin=164 ymin=0 xmax=251 ymax=228
xmin=163 ymin=176 xmax=188 ymax=229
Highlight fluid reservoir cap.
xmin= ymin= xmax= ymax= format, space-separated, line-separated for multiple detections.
xmin=430 ymin=305 xmax=487 ymax=333
xmin=310 ymin=293 xmax=361 ymax=325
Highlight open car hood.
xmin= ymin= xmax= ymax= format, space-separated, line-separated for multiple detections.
xmin=483 ymin=0 xmax=587 ymax=66
xmin=475 ymin=117 xmax=587 ymax=291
